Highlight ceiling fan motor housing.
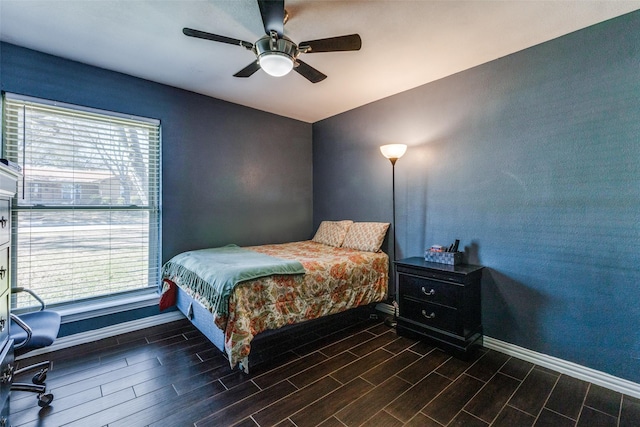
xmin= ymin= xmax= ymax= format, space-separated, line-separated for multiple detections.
xmin=255 ymin=34 xmax=298 ymax=76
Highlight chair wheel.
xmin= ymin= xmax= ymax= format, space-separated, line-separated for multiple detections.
xmin=32 ymin=369 xmax=47 ymax=385
xmin=37 ymin=393 xmax=54 ymax=407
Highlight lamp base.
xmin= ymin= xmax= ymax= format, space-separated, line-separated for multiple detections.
xmin=384 ymin=316 xmax=397 ymax=328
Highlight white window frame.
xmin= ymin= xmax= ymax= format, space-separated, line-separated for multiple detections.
xmin=2 ymin=93 xmax=162 ymax=317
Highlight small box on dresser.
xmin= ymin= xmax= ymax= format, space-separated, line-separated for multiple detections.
xmin=395 ymin=257 xmax=484 ymax=359
xmin=423 ymin=250 xmax=463 ymax=265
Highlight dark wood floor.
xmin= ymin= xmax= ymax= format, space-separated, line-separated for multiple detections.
xmin=8 ymin=314 xmax=640 ymax=427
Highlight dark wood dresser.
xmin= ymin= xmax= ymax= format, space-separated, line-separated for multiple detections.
xmin=395 ymin=257 xmax=484 ymax=358
xmin=0 ymin=163 xmax=20 ymax=425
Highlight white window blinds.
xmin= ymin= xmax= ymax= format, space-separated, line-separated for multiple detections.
xmin=2 ymin=94 xmax=161 ymax=309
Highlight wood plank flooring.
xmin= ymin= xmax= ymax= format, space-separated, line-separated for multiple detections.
xmin=9 ymin=314 xmax=640 ymax=426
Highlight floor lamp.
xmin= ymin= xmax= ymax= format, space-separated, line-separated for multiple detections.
xmin=379 ymin=144 xmax=407 ymax=327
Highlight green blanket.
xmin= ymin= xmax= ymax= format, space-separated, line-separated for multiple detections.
xmin=161 ymin=245 xmax=305 ymax=317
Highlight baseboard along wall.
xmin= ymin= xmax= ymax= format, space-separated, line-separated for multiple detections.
xmin=376 ymin=302 xmax=640 ymax=398
xmin=23 ymin=304 xmax=640 ymax=399
xmin=19 ymin=311 xmax=184 ymax=359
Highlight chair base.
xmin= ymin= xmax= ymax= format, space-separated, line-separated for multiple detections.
xmin=13 ymin=360 xmax=50 ymax=380
xmin=11 ymin=359 xmax=54 ymax=407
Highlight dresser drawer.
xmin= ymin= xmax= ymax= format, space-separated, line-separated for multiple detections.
xmin=0 ymin=339 xmax=13 ymax=422
xmin=0 ymin=401 xmax=8 ymax=427
xmin=0 ymin=249 xmax=8 ymax=297
xmin=0 ymin=292 xmax=8 ymax=352
xmin=398 ymin=273 xmax=461 ymax=308
xmin=400 ymin=297 xmax=461 ymax=335
xmin=0 ymin=402 xmax=8 ymax=427
xmin=0 ymin=200 xmax=8 ymax=247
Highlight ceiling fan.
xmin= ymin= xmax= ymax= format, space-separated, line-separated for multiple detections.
xmin=182 ymin=0 xmax=362 ymax=83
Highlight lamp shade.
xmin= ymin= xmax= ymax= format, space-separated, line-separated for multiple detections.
xmin=259 ymin=53 xmax=294 ymax=77
xmin=380 ymin=144 xmax=407 ymax=160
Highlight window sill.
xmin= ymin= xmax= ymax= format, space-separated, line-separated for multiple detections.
xmin=51 ymin=289 xmax=160 ymax=324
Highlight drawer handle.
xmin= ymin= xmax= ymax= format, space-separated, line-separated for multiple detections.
xmin=0 ymin=267 xmax=5 ymax=280
xmin=0 ymin=363 xmax=13 ymax=384
xmin=421 ymin=310 xmax=436 ymax=319
xmin=0 ymin=318 xmax=4 ymax=332
xmin=421 ymin=287 xmax=435 ymax=296
xmin=0 ymin=217 xmax=6 ymax=228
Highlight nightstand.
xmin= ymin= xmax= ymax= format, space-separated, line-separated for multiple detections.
xmin=395 ymin=257 xmax=484 ymax=358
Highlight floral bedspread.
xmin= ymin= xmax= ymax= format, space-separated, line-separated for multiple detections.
xmin=168 ymin=240 xmax=388 ymax=369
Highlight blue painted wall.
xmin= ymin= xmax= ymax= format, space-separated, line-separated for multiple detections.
xmin=313 ymin=11 xmax=640 ymax=382
xmin=2 ymin=9 xmax=639 ymax=384
xmin=0 ymin=42 xmax=313 ymax=332
xmin=0 ymin=43 xmax=313 ymax=259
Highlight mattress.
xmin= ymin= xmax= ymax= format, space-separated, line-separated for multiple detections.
xmin=163 ymin=240 xmax=389 ymax=370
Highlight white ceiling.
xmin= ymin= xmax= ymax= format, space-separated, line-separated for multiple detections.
xmin=1 ymin=1 xmax=639 ymax=123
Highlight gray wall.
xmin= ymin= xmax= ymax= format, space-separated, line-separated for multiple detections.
xmin=313 ymin=11 xmax=640 ymax=382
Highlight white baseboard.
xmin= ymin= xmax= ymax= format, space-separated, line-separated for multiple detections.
xmin=17 ymin=310 xmax=185 ymax=360
xmin=377 ymin=302 xmax=640 ymax=398
xmin=483 ymin=336 xmax=640 ymax=398
xmin=21 ymin=304 xmax=640 ymax=399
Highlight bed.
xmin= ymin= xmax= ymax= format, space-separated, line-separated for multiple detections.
xmin=160 ymin=221 xmax=390 ymax=372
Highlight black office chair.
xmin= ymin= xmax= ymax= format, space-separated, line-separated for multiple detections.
xmin=10 ymin=287 xmax=61 ymax=408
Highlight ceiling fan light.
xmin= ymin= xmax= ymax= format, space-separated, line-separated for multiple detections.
xmin=259 ymin=52 xmax=294 ymax=77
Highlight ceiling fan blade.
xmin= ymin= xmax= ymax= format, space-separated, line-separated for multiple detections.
xmin=183 ymin=28 xmax=253 ymax=49
xmin=299 ymin=34 xmax=362 ymax=53
xmin=257 ymin=0 xmax=284 ymax=36
xmin=294 ymin=60 xmax=327 ymax=83
xmin=234 ymin=61 xmax=261 ymax=78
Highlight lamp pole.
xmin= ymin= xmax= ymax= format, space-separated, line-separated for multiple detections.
xmin=388 ymin=157 xmax=398 ymax=327
xmin=390 ymin=157 xmax=397 ymax=264
xmin=379 ymin=144 xmax=407 ymax=328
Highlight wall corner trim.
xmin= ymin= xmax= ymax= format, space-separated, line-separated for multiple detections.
xmin=484 ymin=336 xmax=640 ymax=399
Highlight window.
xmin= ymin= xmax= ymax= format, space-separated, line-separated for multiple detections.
xmin=2 ymin=94 xmax=161 ymax=309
